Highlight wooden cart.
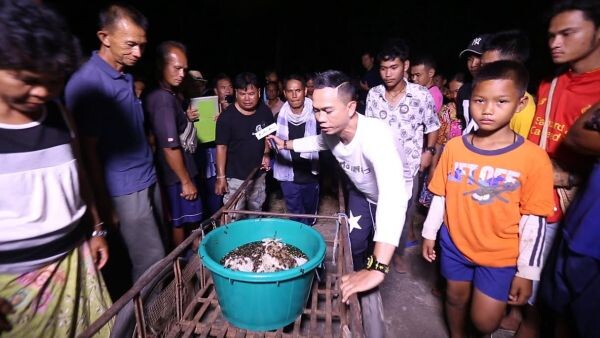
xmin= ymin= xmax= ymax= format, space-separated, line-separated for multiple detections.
xmin=78 ymin=169 xmax=384 ymax=338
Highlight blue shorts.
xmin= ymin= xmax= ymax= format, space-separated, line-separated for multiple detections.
xmin=440 ymin=226 xmax=516 ymax=301
xmin=165 ymin=179 xmax=203 ymax=228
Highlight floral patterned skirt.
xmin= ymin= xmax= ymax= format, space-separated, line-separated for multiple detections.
xmin=0 ymin=241 xmax=113 ymax=337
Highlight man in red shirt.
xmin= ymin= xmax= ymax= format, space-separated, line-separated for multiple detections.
xmin=504 ymin=1 xmax=600 ymax=336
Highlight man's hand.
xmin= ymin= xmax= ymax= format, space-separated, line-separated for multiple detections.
xmin=218 ymin=100 xmax=230 ymax=113
xmin=422 ymin=239 xmax=436 ymax=262
xmin=420 ymin=151 xmax=433 ymax=172
xmin=215 ymin=177 xmax=228 ymax=195
xmin=186 ymin=104 xmax=198 ymax=122
xmin=340 ymin=269 xmax=386 ymax=304
xmin=261 ymin=154 xmax=271 ymax=171
xmin=89 ymin=236 xmax=109 ymax=270
xmin=180 ymin=181 xmax=198 ymax=200
xmin=266 ymin=135 xmax=285 ymax=150
xmin=508 ymin=276 xmax=532 ymax=305
xmin=0 ymin=298 xmax=14 ymax=333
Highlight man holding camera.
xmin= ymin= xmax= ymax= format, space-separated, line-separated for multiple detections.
xmin=213 ymin=72 xmax=235 ymax=113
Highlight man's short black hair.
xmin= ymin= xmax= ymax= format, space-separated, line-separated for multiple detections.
xmin=233 ymin=72 xmax=260 ymax=90
xmin=0 ymin=0 xmax=81 ymax=77
xmin=283 ymin=74 xmax=306 ymax=88
xmin=547 ymin=0 xmax=600 ymax=28
xmin=411 ymin=53 xmax=437 ymax=70
xmin=482 ymin=30 xmax=530 ymax=63
xmin=213 ymin=72 xmax=231 ymax=88
xmin=99 ymin=3 xmax=149 ymax=31
xmin=377 ymin=38 xmax=410 ymax=63
xmin=473 ymin=60 xmax=529 ymax=96
xmin=314 ymin=70 xmax=357 ymax=104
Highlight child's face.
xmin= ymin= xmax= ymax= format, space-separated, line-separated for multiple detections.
xmin=470 ymin=79 xmax=527 ymax=132
xmin=0 ymin=70 xmax=62 ymax=115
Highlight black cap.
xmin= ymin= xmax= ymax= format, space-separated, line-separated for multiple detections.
xmin=459 ymin=34 xmax=490 ymax=58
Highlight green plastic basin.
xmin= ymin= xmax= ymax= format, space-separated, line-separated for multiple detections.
xmin=199 ymin=218 xmax=327 ymax=331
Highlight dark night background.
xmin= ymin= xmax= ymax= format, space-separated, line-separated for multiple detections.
xmin=46 ymin=0 xmax=556 ymax=91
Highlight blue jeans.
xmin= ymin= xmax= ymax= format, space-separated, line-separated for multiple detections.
xmin=280 ymin=181 xmax=319 ymax=225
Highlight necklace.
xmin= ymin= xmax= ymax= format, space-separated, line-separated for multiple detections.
xmin=386 ymin=82 xmax=406 ymax=100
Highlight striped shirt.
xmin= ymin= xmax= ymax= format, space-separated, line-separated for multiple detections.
xmin=0 ymin=101 xmax=86 ymax=273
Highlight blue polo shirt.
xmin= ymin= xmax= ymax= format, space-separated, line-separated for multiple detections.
xmin=65 ymin=51 xmax=156 ymax=197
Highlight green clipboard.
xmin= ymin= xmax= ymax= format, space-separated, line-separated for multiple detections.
xmin=191 ymin=96 xmax=218 ymax=143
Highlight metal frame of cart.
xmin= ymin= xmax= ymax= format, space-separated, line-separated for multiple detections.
xmin=79 ymin=168 xmax=384 ymax=338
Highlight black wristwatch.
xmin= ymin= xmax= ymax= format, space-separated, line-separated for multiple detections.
xmin=365 ymin=255 xmax=390 ymax=274
xmin=424 ymin=146 xmax=436 ymax=155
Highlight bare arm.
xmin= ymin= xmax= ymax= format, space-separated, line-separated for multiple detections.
xmin=215 ymin=144 xmax=228 ymax=195
xmin=420 ymin=130 xmax=439 ymax=171
xmin=428 ymin=144 xmax=443 ymax=179
xmin=163 ymin=147 xmax=197 ymax=200
xmin=340 ymin=242 xmax=395 ymax=303
xmin=79 ymin=137 xmax=114 ymax=222
xmin=564 ymin=103 xmax=600 ymax=156
xmin=261 ymin=139 xmax=271 ymax=170
xmin=61 ymin=105 xmax=109 ymax=269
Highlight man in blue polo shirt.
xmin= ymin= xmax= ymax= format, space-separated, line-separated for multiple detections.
xmin=65 ymin=3 xmax=165 ymax=282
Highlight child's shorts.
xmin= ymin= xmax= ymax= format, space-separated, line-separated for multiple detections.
xmin=440 ymin=226 xmax=516 ymax=301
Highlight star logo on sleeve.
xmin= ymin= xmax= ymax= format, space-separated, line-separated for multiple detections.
xmin=348 ymin=210 xmax=362 ymax=233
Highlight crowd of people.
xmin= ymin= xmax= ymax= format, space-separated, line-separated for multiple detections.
xmin=0 ymin=0 xmax=598 ymax=337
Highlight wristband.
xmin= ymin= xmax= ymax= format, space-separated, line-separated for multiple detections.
xmin=365 ymin=255 xmax=390 ymax=274
xmin=216 ymin=175 xmax=226 ymax=179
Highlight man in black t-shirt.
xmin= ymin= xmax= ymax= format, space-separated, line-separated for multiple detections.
xmin=215 ymin=72 xmax=274 ymax=216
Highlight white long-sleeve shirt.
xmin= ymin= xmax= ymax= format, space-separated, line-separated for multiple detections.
xmin=293 ymin=114 xmax=409 ymax=247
